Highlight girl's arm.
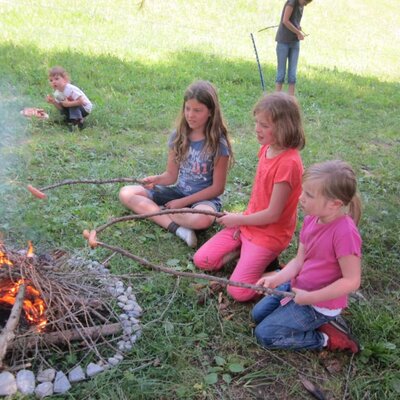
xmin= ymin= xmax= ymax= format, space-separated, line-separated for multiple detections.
xmin=46 ymin=95 xmax=63 ymax=110
xmin=292 ymin=255 xmax=361 ymax=305
xmin=218 ymin=181 xmax=291 ymax=227
xmin=257 ymin=243 xmax=305 ymax=288
xmin=142 ymin=150 xmax=180 ymax=189
xmin=165 ymin=155 xmax=229 ymax=209
xmin=282 ymin=5 xmax=305 ymax=40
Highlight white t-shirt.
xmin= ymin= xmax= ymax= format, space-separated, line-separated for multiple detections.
xmin=57 ymin=83 xmax=92 ymax=113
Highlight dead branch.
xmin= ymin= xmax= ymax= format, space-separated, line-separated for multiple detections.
xmin=0 ymin=283 xmax=26 ymax=368
xmin=86 ymin=208 xmax=224 ymax=235
xmin=11 ymin=323 xmax=122 ymax=350
xmin=93 ymin=240 xmax=294 ymax=298
xmin=27 ymin=177 xmax=143 ymax=199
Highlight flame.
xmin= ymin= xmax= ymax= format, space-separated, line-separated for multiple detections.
xmin=0 ymin=243 xmax=47 ymax=331
xmin=0 ymin=279 xmax=48 ymax=331
xmin=0 ymin=245 xmax=13 ymax=266
xmin=27 ymin=241 xmax=35 ymax=258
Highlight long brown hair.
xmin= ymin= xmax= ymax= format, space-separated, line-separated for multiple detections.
xmin=253 ymin=92 xmax=305 ymax=150
xmin=303 ymin=160 xmax=362 ymax=225
xmin=173 ymin=80 xmax=233 ymax=165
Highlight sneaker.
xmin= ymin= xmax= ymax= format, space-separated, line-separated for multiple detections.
xmin=175 ymin=227 xmax=197 ymax=248
xmin=318 ymin=322 xmax=360 ymax=353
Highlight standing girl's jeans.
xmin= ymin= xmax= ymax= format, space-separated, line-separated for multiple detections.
xmin=252 ymin=282 xmax=334 ymax=350
xmin=275 ymin=41 xmax=300 ymax=84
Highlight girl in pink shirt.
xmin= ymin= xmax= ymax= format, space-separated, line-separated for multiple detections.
xmin=194 ymin=92 xmax=305 ymax=302
xmin=252 ymin=160 xmax=362 ymax=353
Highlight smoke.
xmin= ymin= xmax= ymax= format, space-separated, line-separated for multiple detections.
xmin=0 ymin=79 xmax=30 ymax=229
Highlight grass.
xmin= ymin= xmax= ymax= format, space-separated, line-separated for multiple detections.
xmin=1 ymin=0 xmax=400 ymax=398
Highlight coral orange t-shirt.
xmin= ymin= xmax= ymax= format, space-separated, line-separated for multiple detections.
xmin=240 ymin=145 xmax=303 ymax=253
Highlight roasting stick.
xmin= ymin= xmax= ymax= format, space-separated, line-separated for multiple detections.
xmin=27 ymin=177 xmax=144 ymax=199
xmin=82 ymin=231 xmax=294 ymax=299
xmin=87 ymin=208 xmax=224 ymax=235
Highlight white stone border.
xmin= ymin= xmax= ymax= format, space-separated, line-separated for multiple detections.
xmin=0 ymin=255 xmax=143 ymax=398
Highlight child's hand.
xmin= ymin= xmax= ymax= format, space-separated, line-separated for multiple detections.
xmin=165 ymin=198 xmax=187 ymax=209
xmin=255 ymin=276 xmax=277 ymax=292
xmin=292 ymin=287 xmax=312 ymax=305
xmin=141 ymin=176 xmax=158 ymax=189
xmin=46 ymin=95 xmax=56 ymax=104
xmin=217 ymin=212 xmax=242 ymax=228
xmin=60 ymin=100 xmax=72 ymax=107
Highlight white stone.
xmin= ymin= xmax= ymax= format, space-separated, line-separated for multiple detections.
xmin=107 ymin=357 xmax=120 ymax=366
xmin=53 ymin=371 xmax=71 ymax=394
xmin=118 ymin=302 xmax=126 ymax=308
xmin=35 ymin=382 xmax=53 ymax=398
xmin=68 ymin=365 xmax=86 ymax=383
xmin=126 ymin=286 xmax=132 ymax=295
xmin=123 ymin=303 xmax=135 ymax=311
xmin=0 ymin=371 xmax=17 ymax=396
xmin=119 ymin=313 xmax=128 ymax=320
xmin=118 ymin=295 xmax=128 ymax=303
xmin=115 ymin=281 xmax=124 ymax=287
xmin=37 ymin=368 xmax=56 ymax=383
xmin=114 ymin=353 xmax=124 ymax=361
xmin=16 ymin=369 xmax=35 ymax=394
xmin=86 ymin=362 xmax=104 ymax=377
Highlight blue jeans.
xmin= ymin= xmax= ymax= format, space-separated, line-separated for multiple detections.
xmin=252 ymin=282 xmax=334 ymax=350
xmin=275 ymin=41 xmax=300 ymax=84
xmin=148 ymin=185 xmax=222 ymax=212
xmin=60 ymin=106 xmax=88 ymax=122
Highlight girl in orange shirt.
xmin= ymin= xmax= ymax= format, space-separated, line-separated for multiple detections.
xmin=194 ymin=92 xmax=305 ymax=301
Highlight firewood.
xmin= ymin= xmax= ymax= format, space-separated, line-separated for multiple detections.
xmin=0 ymin=283 xmax=26 ymax=368
xmin=10 ymin=322 xmax=122 ymax=350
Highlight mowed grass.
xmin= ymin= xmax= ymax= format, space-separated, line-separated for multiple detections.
xmin=1 ymin=0 xmax=400 ymax=399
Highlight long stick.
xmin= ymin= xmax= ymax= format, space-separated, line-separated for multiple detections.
xmin=91 ymin=240 xmax=294 ymax=298
xmin=27 ymin=177 xmax=143 ymax=199
xmin=0 ymin=283 xmax=26 ymax=368
xmin=250 ymin=33 xmax=266 ymax=92
xmin=91 ymin=208 xmax=224 ymax=235
xmin=258 ymin=24 xmax=279 ymax=33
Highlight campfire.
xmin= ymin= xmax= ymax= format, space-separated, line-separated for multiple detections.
xmin=0 ymin=242 xmax=128 ymax=372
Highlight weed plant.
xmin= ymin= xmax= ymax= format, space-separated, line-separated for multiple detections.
xmin=0 ymin=1 xmax=399 ymax=399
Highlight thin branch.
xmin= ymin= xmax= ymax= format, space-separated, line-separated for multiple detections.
xmin=27 ymin=177 xmax=143 ymax=199
xmin=94 ymin=240 xmax=294 ymax=298
xmin=92 ymin=208 xmax=224 ymax=234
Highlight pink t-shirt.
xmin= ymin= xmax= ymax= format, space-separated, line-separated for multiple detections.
xmin=240 ymin=146 xmax=303 ymax=253
xmin=292 ymin=215 xmax=362 ymax=309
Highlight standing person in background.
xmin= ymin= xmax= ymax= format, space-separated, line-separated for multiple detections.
xmin=119 ymin=80 xmax=233 ymax=248
xmin=275 ymin=0 xmax=312 ymax=96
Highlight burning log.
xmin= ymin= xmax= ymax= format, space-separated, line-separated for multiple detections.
xmin=0 ymin=283 xmax=26 ymax=368
xmin=10 ymin=322 xmax=122 ymax=350
xmin=27 ymin=177 xmax=144 ymax=199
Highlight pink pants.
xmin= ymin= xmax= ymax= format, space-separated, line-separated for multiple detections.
xmin=193 ymin=227 xmax=279 ymax=302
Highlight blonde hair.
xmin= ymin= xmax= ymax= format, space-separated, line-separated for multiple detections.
xmin=48 ymin=66 xmax=70 ymax=81
xmin=173 ymin=80 xmax=233 ymax=165
xmin=303 ymin=160 xmax=362 ymax=225
xmin=253 ymin=92 xmax=305 ymax=150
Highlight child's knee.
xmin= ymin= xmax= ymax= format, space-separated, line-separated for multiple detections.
xmin=254 ymin=324 xmax=273 ymax=347
xmin=193 ymin=250 xmax=221 ymax=271
xmin=227 ymin=286 xmax=257 ymax=302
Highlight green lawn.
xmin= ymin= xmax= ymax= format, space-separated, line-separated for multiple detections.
xmin=1 ymin=0 xmax=399 ymax=398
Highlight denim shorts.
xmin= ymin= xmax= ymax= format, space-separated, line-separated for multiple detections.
xmin=148 ymin=185 xmax=222 ymax=212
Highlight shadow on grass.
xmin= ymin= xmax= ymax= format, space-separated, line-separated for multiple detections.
xmin=1 ymin=43 xmax=400 ymax=399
